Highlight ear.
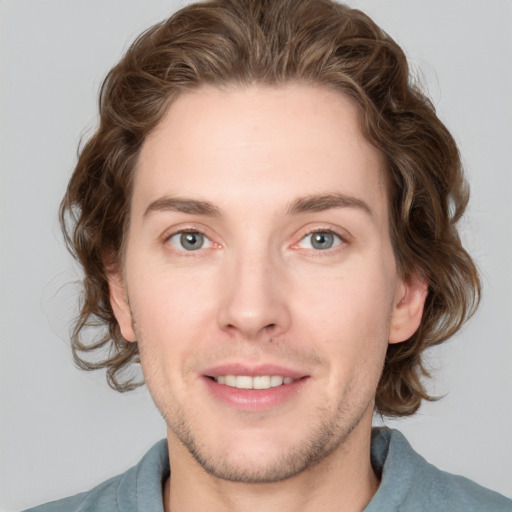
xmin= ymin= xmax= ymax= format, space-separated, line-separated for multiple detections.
xmin=389 ymin=271 xmax=428 ymax=344
xmin=107 ymin=269 xmax=137 ymax=342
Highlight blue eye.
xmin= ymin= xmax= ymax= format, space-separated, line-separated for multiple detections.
xmin=168 ymin=231 xmax=211 ymax=251
xmin=299 ymin=231 xmax=342 ymax=250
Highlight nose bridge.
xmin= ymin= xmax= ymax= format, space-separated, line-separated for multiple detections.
xmin=217 ymin=239 xmax=290 ymax=339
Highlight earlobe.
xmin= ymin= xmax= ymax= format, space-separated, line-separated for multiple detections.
xmin=107 ymin=270 xmax=137 ymax=342
xmin=389 ymin=272 xmax=428 ymax=344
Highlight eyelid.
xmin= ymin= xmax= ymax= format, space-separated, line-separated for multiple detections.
xmin=161 ymin=223 xmax=349 ymax=254
xmin=290 ymin=225 xmax=351 ymax=252
xmin=167 ymin=231 xmax=212 ymax=250
xmin=162 ymin=225 xmax=220 ymax=253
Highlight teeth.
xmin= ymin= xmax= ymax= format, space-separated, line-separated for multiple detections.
xmin=254 ymin=376 xmax=271 ymax=389
xmin=269 ymin=375 xmax=282 ymax=388
xmin=224 ymin=375 xmax=236 ymax=386
xmin=213 ymin=375 xmax=295 ymax=390
xmin=236 ymin=376 xmax=253 ymax=389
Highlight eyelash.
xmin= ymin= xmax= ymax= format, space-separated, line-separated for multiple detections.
xmin=165 ymin=228 xmax=214 ymax=253
xmin=292 ymin=228 xmax=347 ymax=254
xmin=163 ymin=227 xmax=348 ymax=255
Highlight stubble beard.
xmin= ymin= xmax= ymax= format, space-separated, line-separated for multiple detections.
xmin=160 ymin=390 xmax=372 ymax=484
xmin=133 ymin=313 xmax=379 ymax=485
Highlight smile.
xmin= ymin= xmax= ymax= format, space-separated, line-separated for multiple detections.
xmin=212 ymin=375 xmax=295 ymax=389
xmin=204 ymin=369 xmax=308 ymax=410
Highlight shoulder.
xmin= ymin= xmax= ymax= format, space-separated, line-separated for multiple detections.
xmin=414 ymin=466 xmax=512 ymax=511
xmin=22 ymin=475 xmax=121 ymax=512
xmin=22 ymin=439 xmax=169 ymax=512
xmin=367 ymin=428 xmax=512 ymax=512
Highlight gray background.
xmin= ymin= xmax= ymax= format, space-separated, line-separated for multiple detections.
xmin=1 ymin=0 xmax=511 ymax=510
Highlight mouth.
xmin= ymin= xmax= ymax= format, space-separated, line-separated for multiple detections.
xmin=202 ymin=365 xmax=309 ymax=411
xmin=209 ymin=375 xmax=296 ymax=390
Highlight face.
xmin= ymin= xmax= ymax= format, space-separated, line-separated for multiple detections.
xmin=109 ymin=84 xmax=426 ymax=483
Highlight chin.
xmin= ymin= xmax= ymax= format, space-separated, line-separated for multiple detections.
xmin=170 ymin=407 xmax=361 ymax=484
xmin=188 ymin=443 xmax=332 ymax=484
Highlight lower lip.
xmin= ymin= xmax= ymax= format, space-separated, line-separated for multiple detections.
xmin=202 ymin=376 xmax=308 ymax=411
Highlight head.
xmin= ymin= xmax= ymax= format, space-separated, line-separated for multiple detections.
xmin=61 ymin=0 xmax=479 ymax=428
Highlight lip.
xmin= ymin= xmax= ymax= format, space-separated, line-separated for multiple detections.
xmin=201 ymin=363 xmax=309 ymax=411
xmin=203 ymin=363 xmax=306 ymax=379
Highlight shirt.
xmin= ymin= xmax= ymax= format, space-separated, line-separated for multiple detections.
xmin=24 ymin=428 xmax=512 ymax=511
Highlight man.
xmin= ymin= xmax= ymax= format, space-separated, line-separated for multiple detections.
xmin=23 ymin=0 xmax=511 ymax=510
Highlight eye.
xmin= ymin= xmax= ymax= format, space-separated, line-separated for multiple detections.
xmin=298 ymin=231 xmax=342 ymax=251
xmin=168 ymin=231 xmax=211 ymax=251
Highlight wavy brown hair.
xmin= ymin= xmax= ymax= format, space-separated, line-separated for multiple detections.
xmin=61 ymin=0 xmax=480 ymax=416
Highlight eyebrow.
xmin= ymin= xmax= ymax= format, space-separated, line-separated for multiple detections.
xmin=143 ymin=192 xmax=373 ymax=219
xmin=285 ymin=193 xmax=373 ymax=217
xmin=144 ymin=196 xmax=221 ymax=218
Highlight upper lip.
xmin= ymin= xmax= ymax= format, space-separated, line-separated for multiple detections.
xmin=203 ymin=363 xmax=308 ymax=379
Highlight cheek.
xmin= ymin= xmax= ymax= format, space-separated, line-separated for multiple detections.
xmin=128 ymin=266 xmax=218 ymax=356
xmin=291 ymin=262 xmax=395 ymax=376
xmin=131 ymin=275 xmax=214 ymax=402
xmin=294 ymin=268 xmax=394 ymax=338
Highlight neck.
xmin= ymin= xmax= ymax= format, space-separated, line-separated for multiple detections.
xmin=163 ymin=413 xmax=379 ymax=512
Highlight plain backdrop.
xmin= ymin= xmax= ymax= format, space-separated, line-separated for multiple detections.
xmin=1 ymin=0 xmax=511 ymax=510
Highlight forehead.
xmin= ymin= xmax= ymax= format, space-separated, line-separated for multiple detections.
xmin=134 ymin=83 xmax=387 ymax=221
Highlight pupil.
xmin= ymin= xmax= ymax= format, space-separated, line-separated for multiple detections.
xmin=312 ymin=232 xmax=333 ymax=250
xmin=181 ymin=232 xmax=203 ymax=250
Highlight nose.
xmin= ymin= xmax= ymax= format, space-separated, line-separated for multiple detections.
xmin=217 ymin=247 xmax=291 ymax=340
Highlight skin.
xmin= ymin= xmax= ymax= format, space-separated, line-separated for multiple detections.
xmin=109 ymin=83 xmax=427 ymax=512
